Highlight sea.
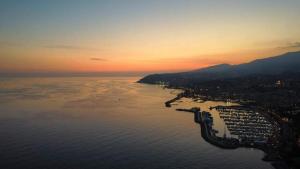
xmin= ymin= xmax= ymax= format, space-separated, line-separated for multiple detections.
xmin=0 ymin=76 xmax=274 ymax=169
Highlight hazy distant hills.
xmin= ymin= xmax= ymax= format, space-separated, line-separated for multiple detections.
xmin=138 ymin=51 xmax=300 ymax=84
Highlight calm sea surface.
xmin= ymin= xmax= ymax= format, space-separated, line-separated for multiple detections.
xmin=0 ymin=77 xmax=273 ymax=169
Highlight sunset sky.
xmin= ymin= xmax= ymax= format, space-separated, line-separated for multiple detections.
xmin=1 ymin=0 xmax=300 ymax=73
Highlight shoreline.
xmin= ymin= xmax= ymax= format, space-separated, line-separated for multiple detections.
xmin=164 ymin=88 xmax=295 ymax=169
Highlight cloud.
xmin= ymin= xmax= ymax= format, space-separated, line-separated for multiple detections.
xmin=90 ymin=57 xmax=107 ymax=61
xmin=0 ymin=41 xmax=21 ymax=47
xmin=0 ymin=42 xmax=100 ymax=51
xmin=44 ymin=44 xmax=99 ymax=51
xmin=277 ymin=42 xmax=300 ymax=49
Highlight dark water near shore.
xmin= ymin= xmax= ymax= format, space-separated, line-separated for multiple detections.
xmin=0 ymin=77 xmax=273 ymax=169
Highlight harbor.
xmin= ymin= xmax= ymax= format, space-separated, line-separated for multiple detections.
xmin=176 ymin=106 xmax=281 ymax=160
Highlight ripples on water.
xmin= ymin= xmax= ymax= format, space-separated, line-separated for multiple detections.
xmin=0 ymin=77 xmax=274 ymax=169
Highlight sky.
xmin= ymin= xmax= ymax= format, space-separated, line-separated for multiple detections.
xmin=0 ymin=0 xmax=300 ymax=73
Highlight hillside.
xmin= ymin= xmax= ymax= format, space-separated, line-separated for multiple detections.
xmin=138 ymin=51 xmax=300 ymax=85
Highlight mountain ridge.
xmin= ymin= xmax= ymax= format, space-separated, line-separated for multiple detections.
xmin=138 ymin=51 xmax=300 ymax=84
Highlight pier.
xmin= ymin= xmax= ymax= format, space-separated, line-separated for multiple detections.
xmin=165 ymin=93 xmax=184 ymax=107
xmin=194 ymin=111 xmax=240 ymax=149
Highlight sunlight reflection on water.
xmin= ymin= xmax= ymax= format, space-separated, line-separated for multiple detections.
xmin=0 ymin=77 xmax=273 ymax=169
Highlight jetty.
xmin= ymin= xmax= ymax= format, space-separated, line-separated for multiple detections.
xmin=165 ymin=93 xmax=184 ymax=107
xmin=195 ymin=111 xmax=240 ymax=149
xmin=176 ymin=107 xmax=200 ymax=113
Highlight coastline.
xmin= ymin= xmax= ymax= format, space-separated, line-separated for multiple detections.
xmin=162 ymin=87 xmax=295 ymax=169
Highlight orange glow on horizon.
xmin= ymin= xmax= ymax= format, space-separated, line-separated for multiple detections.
xmin=1 ymin=47 xmax=298 ymax=73
xmin=1 ymin=1 xmax=300 ymax=73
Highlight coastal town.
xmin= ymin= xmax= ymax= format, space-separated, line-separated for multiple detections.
xmin=160 ymin=72 xmax=300 ymax=168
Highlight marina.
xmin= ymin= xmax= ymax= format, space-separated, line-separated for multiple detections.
xmin=176 ymin=104 xmax=281 ymax=160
